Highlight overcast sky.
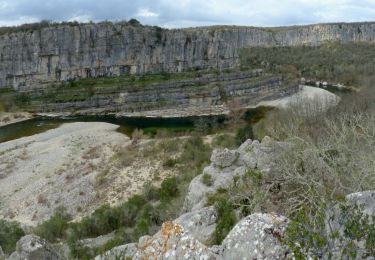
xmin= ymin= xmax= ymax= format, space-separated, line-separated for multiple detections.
xmin=0 ymin=0 xmax=374 ymax=28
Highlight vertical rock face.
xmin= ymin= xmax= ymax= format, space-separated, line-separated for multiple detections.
xmin=0 ymin=22 xmax=374 ymax=89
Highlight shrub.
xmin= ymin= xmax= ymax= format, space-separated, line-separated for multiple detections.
xmin=212 ymin=133 xmax=237 ymax=149
xmin=201 ymin=173 xmax=213 ymax=186
xmin=0 ymin=220 xmax=25 ymax=254
xmin=163 ymin=157 xmax=177 ymax=168
xmin=235 ymin=125 xmax=254 ymax=145
xmin=159 ymin=177 xmax=179 ymax=202
xmin=143 ymin=182 xmax=160 ymax=201
xmin=214 ymin=199 xmax=236 ymax=244
xmin=34 ymin=206 xmax=71 ymax=242
xmin=179 ymin=136 xmax=211 ymax=168
xmin=128 ymin=18 xmax=142 ymax=27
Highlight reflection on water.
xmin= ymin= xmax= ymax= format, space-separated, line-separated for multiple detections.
xmin=0 ymin=107 xmax=272 ymax=144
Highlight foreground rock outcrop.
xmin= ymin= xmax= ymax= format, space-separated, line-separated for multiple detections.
xmin=219 ymin=213 xmax=289 ymax=259
xmin=1 ymin=22 xmax=375 ymax=89
xmin=184 ymin=136 xmax=288 ymax=211
xmin=8 ymin=235 xmax=61 ymax=260
xmin=95 ymin=212 xmax=289 ymax=260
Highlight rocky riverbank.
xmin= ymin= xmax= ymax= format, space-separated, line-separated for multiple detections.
xmin=0 ymin=112 xmax=33 ymax=127
xmin=0 ymin=122 xmax=182 ymax=227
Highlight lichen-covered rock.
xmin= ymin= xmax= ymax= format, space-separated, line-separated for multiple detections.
xmin=210 ymin=148 xmax=239 ymax=168
xmin=184 ymin=137 xmax=288 ymax=211
xmin=345 ymin=190 xmax=375 ymax=216
xmin=219 ymin=213 xmax=289 ymax=260
xmin=174 ymin=206 xmax=217 ymax=245
xmin=95 ymin=243 xmax=137 ymax=260
xmin=134 ymin=222 xmax=217 ymax=259
xmin=183 ymin=165 xmax=247 ymax=211
xmin=8 ymin=235 xmax=61 ymax=260
xmin=238 ymin=136 xmax=288 ymax=174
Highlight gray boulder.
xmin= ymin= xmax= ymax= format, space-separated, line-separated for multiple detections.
xmin=184 ymin=137 xmax=288 ymax=211
xmin=219 ymin=213 xmax=289 ymax=260
xmin=95 ymin=243 xmax=137 ymax=260
xmin=174 ymin=206 xmax=217 ymax=245
xmin=8 ymin=235 xmax=61 ymax=260
xmin=210 ymin=148 xmax=239 ymax=168
xmin=183 ymin=165 xmax=247 ymax=211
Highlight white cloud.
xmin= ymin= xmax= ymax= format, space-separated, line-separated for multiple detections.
xmin=0 ymin=0 xmax=374 ymax=28
xmin=68 ymin=14 xmax=93 ymax=23
xmin=136 ymin=8 xmax=159 ymax=18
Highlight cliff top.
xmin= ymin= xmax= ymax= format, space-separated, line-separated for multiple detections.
xmin=1 ymin=19 xmax=374 ymax=36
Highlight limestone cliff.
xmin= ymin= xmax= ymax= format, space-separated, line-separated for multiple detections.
xmin=0 ymin=22 xmax=374 ymax=89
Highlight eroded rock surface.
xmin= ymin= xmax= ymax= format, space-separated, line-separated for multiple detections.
xmin=219 ymin=213 xmax=289 ymax=260
xmin=210 ymin=148 xmax=239 ymax=168
xmin=134 ymin=222 xmax=217 ymax=259
xmin=184 ymin=136 xmax=288 ymax=211
xmin=174 ymin=206 xmax=217 ymax=245
xmin=8 ymin=235 xmax=61 ymax=260
xmin=96 ymin=212 xmax=289 ymax=260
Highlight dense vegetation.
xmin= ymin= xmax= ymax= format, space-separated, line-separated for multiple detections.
xmin=240 ymin=42 xmax=375 ymax=88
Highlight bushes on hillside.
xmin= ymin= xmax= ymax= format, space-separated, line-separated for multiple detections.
xmin=240 ymin=42 xmax=375 ymax=88
xmin=34 ymin=206 xmax=71 ymax=242
xmin=0 ymin=220 xmax=25 ymax=254
xmin=235 ymin=125 xmax=254 ymax=145
xmin=159 ymin=177 xmax=179 ymax=202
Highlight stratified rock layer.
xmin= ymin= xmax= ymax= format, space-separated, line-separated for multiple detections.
xmin=1 ymin=22 xmax=375 ymax=89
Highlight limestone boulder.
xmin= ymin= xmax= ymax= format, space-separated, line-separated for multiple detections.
xmin=94 ymin=243 xmax=137 ymax=260
xmin=184 ymin=137 xmax=288 ymax=212
xmin=219 ymin=213 xmax=289 ymax=260
xmin=174 ymin=206 xmax=217 ymax=245
xmin=210 ymin=148 xmax=239 ymax=168
xmin=8 ymin=235 xmax=61 ymax=260
xmin=183 ymin=165 xmax=247 ymax=211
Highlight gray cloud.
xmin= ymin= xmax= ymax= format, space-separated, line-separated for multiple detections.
xmin=0 ymin=0 xmax=374 ymax=28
